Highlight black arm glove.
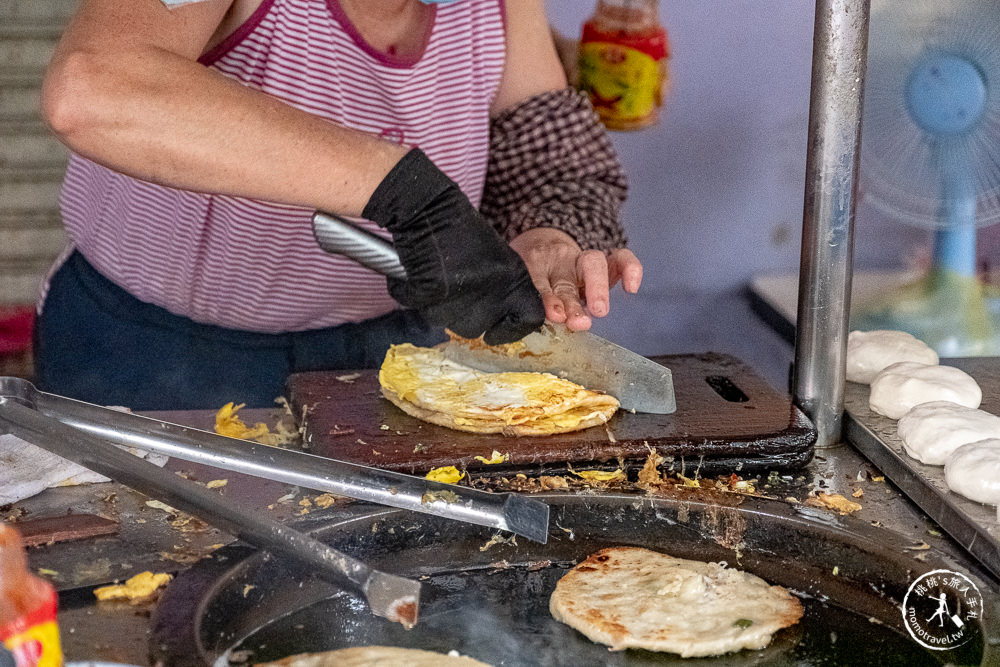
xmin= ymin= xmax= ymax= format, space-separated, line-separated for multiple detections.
xmin=362 ymin=148 xmax=545 ymax=345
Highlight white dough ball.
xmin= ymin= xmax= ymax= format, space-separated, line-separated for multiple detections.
xmin=944 ymin=439 xmax=1000 ymax=505
xmin=846 ymin=330 xmax=939 ymax=384
xmin=897 ymin=401 xmax=1000 ymax=465
xmin=869 ymin=362 xmax=981 ymax=420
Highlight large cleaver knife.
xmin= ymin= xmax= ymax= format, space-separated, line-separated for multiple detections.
xmin=313 ymin=211 xmax=676 ymax=414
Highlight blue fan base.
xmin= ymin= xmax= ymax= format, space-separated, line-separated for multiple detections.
xmin=851 ymin=269 xmax=1000 ymax=357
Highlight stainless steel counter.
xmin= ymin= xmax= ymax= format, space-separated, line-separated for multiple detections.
xmin=844 ymin=357 xmax=1000 ymax=581
xmin=7 ymin=407 xmax=998 ymax=665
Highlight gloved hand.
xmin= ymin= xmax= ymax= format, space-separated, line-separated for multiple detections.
xmin=362 ymin=148 xmax=545 ymax=345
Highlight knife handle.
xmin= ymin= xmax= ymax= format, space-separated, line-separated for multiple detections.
xmin=312 ymin=210 xmax=406 ymax=280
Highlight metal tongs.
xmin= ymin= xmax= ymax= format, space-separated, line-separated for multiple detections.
xmin=0 ymin=377 xmax=551 ymax=626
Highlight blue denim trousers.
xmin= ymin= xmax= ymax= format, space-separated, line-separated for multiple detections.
xmin=35 ymin=251 xmax=445 ymax=410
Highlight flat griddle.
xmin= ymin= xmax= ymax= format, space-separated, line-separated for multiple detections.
xmin=285 ymin=353 xmax=815 ymax=477
xmin=844 ymin=357 xmax=1000 ymax=581
xmin=150 ymin=493 xmax=999 ymax=666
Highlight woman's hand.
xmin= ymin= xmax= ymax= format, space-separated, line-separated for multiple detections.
xmin=510 ymin=227 xmax=642 ymax=331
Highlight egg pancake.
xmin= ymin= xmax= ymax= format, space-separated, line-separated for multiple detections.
xmin=549 ymin=546 xmax=803 ymax=657
xmin=256 ymin=646 xmax=491 ymax=666
xmin=378 ymin=344 xmax=619 ymax=436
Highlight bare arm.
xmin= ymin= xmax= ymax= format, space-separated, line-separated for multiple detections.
xmin=489 ymin=0 xmax=567 ymax=115
xmin=493 ymin=0 xmax=642 ymax=331
xmin=41 ymin=0 xmax=406 ymax=217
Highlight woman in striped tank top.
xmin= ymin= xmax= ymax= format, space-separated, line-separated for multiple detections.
xmin=38 ymin=0 xmax=641 ymax=409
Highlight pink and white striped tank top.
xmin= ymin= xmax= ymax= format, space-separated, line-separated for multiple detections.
xmin=58 ymin=0 xmax=506 ymax=333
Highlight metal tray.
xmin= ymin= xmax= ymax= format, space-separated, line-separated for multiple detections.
xmin=844 ymin=357 xmax=1000 ymax=581
xmin=150 ymin=493 xmax=998 ymax=666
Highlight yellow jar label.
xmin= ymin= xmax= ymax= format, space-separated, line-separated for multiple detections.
xmin=579 ymin=42 xmax=663 ymax=124
xmin=4 ymin=620 xmax=63 ymax=667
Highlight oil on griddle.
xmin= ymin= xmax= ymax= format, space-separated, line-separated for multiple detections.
xmin=151 ymin=496 xmax=991 ymax=667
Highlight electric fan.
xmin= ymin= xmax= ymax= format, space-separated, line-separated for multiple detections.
xmin=851 ymin=0 xmax=1000 ymax=356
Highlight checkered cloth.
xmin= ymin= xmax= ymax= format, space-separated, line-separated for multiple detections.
xmin=480 ymin=88 xmax=628 ymax=252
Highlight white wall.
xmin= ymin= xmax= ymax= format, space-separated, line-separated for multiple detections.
xmin=546 ymin=1 xmax=930 ymax=389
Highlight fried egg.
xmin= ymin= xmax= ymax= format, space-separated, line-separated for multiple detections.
xmin=378 ymin=344 xmax=619 ymax=436
xmin=94 ymin=571 xmax=172 ymax=602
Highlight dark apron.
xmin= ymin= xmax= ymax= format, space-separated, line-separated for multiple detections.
xmin=35 ymin=251 xmax=445 ymax=410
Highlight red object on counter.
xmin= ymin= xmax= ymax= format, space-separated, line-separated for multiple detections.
xmin=0 ymin=306 xmax=34 ymax=356
xmin=0 ymin=525 xmax=63 ymax=667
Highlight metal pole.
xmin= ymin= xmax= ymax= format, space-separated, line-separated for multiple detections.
xmin=793 ymin=0 xmax=870 ymax=448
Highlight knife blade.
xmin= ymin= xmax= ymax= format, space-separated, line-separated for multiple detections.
xmin=313 ymin=210 xmax=676 ymax=413
xmin=439 ymin=323 xmax=675 ymax=414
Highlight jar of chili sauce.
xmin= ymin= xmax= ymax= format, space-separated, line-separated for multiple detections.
xmin=0 ymin=525 xmax=62 ymax=667
xmin=578 ymin=0 xmax=670 ymax=130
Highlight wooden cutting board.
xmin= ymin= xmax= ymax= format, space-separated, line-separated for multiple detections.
xmin=286 ymin=353 xmax=815 ymax=476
